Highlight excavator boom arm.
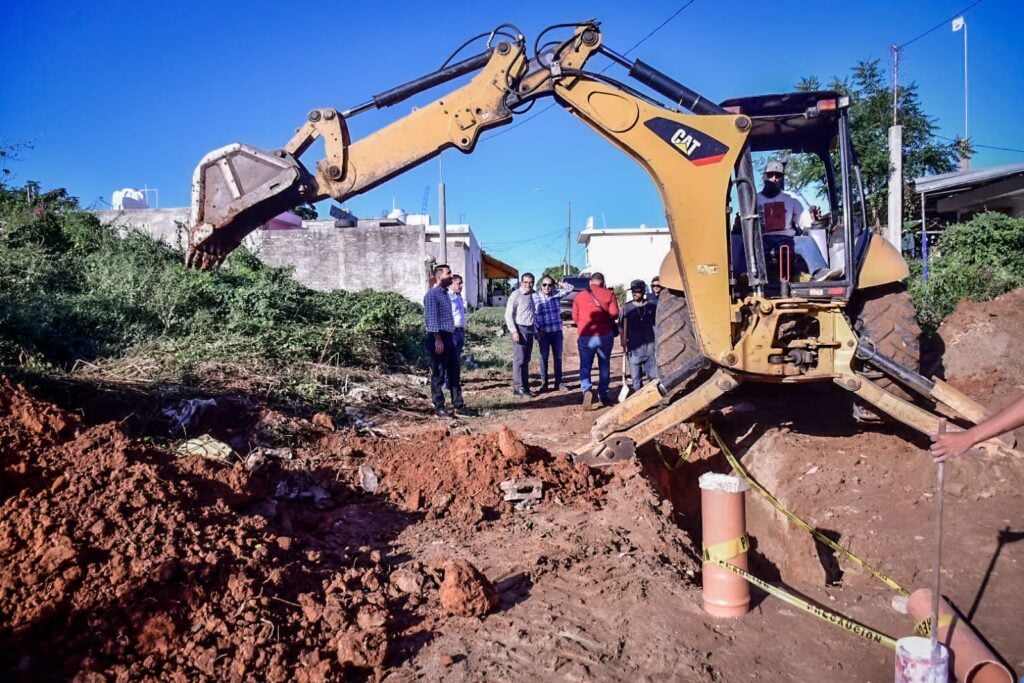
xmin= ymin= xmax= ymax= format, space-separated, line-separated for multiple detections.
xmin=188 ymin=38 xmax=528 ymax=268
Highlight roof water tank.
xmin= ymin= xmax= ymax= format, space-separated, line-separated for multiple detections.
xmin=387 ymin=206 xmax=408 ymax=224
xmin=112 ymin=188 xmax=147 ymax=210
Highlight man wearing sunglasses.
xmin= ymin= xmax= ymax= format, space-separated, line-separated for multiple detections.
xmin=732 ymin=160 xmax=837 ymax=281
xmin=532 ymin=276 xmax=574 ymax=392
xmin=649 ymin=276 xmax=662 ymax=304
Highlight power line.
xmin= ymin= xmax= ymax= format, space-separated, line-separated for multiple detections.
xmin=935 ymin=134 xmax=1024 ymax=155
xmin=897 ymin=0 xmax=984 ymax=49
xmin=485 ymin=1 xmax=699 ymax=140
xmin=618 ymin=1 xmax=698 ymax=57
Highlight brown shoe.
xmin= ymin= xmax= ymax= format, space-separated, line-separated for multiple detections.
xmin=581 ymin=389 xmax=594 ymax=408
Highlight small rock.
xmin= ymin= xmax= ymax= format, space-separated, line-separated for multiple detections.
xmin=438 ymin=654 xmax=455 ymax=667
xmin=430 ymin=492 xmax=454 ymax=517
xmin=390 ymin=568 xmax=425 ymax=595
xmin=439 ymin=560 xmax=499 ymax=617
xmin=312 ymin=412 xmax=336 ymax=431
xmin=405 ymin=489 xmax=423 ymax=512
xmin=358 ymin=465 xmax=379 ymax=493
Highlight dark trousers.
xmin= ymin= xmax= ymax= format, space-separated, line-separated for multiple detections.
xmin=441 ymin=327 xmax=465 ymax=390
xmin=537 ymin=328 xmax=564 ymax=387
xmin=426 ymin=332 xmax=462 ymax=409
xmin=512 ymin=324 xmax=535 ymax=391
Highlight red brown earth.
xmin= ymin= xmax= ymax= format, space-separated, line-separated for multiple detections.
xmin=2 ymin=291 xmax=1023 ymax=681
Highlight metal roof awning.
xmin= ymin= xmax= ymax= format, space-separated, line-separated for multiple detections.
xmin=914 ymin=162 xmax=1024 ymax=196
xmin=482 ymin=252 xmax=518 ymax=279
xmin=914 ymin=163 xmax=1024 ymax=216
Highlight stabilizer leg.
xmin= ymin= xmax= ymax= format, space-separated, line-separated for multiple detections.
xmin=571 ymin=369 xmax=739 ymax=467
xmin=835 ymin=374 xmax=1021 ymax=459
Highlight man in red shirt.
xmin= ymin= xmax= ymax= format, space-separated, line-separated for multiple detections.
xmin=572 ymin=272 xmax=620 ymax=407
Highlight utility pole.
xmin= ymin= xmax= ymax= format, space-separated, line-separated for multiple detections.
xmin=535 ymin=188 xmax=572 ymax=276
xmin=887 ymin=45 xmax=903 ymax=252
xmin=952 ymin=16 xmax=970 ymax=169
xmin=566 ymin=200 xmax=572 ymax=277
xmin=438 ymin=157 xmax=447 ymax=264
xmin=890 ymin=45 xmax=900 ymax=126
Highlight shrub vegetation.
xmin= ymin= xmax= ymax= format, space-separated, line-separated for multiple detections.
xmin=907 ymin=212 xmax=1024 ymax=333
xmin=0 ymin=181 xmax=426 ymax=397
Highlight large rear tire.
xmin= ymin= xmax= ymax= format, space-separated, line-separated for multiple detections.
xmin=655 ymin=289 xmax=711 ymax=395
xmin=850 ymin=282 xmax=921 ymax=417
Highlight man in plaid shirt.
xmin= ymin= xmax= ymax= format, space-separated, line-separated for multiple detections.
xmin=532 ymin=276 xmax=574 ymax=392
xmin=423 ymin=264 xmax=466 ymax=417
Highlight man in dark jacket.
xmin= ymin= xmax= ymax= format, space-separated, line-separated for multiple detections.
xmin=572 ymin=272 xmax=620 ymax=407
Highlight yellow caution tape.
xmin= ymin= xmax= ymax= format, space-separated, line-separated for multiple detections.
xmin=702 ymin=534 xmax=750 ymax=563
xmin=710 ymin=558 xmax=899 ymax=650
xmin=914 ymin=614 xmax=954 ymax=638
xmin=708 ymin=424 xmax=910 ymax=597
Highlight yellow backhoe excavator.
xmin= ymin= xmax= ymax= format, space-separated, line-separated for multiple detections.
xmin=185 ymin=21 xmax=1017 ymax=465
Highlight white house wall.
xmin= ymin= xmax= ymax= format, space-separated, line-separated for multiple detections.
xmin=583 ymin=231 xmax=672 ymax=288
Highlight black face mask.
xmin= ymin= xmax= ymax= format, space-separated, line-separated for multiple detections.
xmin=762 ymin=179 xmax=781 ymax=198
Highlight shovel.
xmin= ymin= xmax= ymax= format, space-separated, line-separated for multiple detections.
xmin=618 ymin=319 xmax=631 ymax=403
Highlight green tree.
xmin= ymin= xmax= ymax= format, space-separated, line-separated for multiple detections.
xmin=787 ymin=60 xmax=960 ymax=225
xmin=541 ymin=264 xmax=579 ymax=281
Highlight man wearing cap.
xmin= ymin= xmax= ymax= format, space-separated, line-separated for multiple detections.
xmin=733 ymin=160 xmax=836 ymax=280
xmin=620 ymin=280 xmax=658 ymax=391
xmin=572 ymin=272 xmax=620 ymax=407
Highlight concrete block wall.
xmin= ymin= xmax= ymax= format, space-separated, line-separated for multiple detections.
xmin=248 ymin=223 xmax=430 ymax=301
xmin=90 ymin=209 xmax=489 ymax=306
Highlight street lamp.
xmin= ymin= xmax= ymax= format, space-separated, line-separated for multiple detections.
xmin=952 ymin=15 xmax=969 ymax=169
xmin=534 ymin=188 xmax=572 ymax=277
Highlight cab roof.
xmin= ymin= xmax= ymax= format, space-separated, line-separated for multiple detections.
xmin=718 ymin=90 xmax=847 ymax=154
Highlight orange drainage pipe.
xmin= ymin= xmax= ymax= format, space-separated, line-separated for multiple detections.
xmin=907 ymin=588 xmax=1014 ymax=683
xmin=699 ymin=472 xmax=751 ymax=617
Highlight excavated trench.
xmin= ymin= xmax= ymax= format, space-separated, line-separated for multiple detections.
xmin=635 ymin=394 xmax=849 ymax=589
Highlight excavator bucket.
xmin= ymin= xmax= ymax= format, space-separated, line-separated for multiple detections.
xmin=187 ymin=143 xmax=313 ymax=269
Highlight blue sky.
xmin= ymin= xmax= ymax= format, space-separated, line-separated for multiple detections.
xmin=3 ymin=1 xmax=1022 ymax=278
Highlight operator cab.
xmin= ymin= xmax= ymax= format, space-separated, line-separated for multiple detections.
xmin=720 ymin=91 xmax=867 ymax=301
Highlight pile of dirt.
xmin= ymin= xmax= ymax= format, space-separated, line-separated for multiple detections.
xmin=0 ymin=377 xmax=610 ymax=681
xmin=0 ymin=379 xmax=419 ymax=681
xmin=936 ymin=289 xmax=1024 ymax=438
xmin=324 ymin=425 xmax=602 ymax=521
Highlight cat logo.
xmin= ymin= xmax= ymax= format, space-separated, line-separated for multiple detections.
xmin=697 ymin=264 xmax=719 ymax=275
xmin=644 ymin=117 xmax=730 ymax=166
xmin=670 ymin=128 xmax=703 ymax=157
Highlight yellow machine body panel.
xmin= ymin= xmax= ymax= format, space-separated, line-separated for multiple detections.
xmin=555 ymin=80 xmax=750 ymax=359
xmin=857 ymin=233 xmax=911 ymax=289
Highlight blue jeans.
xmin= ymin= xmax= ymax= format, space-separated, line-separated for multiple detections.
xmin=730 ymin=233 xmax=828 ymax=277
xmin=578 ymin=334 xmax=614 ymax=401
xmin=627 ymin=342 xmax=657 ymax=391
xmin=537 ymin=329 xmax=564 ymax=387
